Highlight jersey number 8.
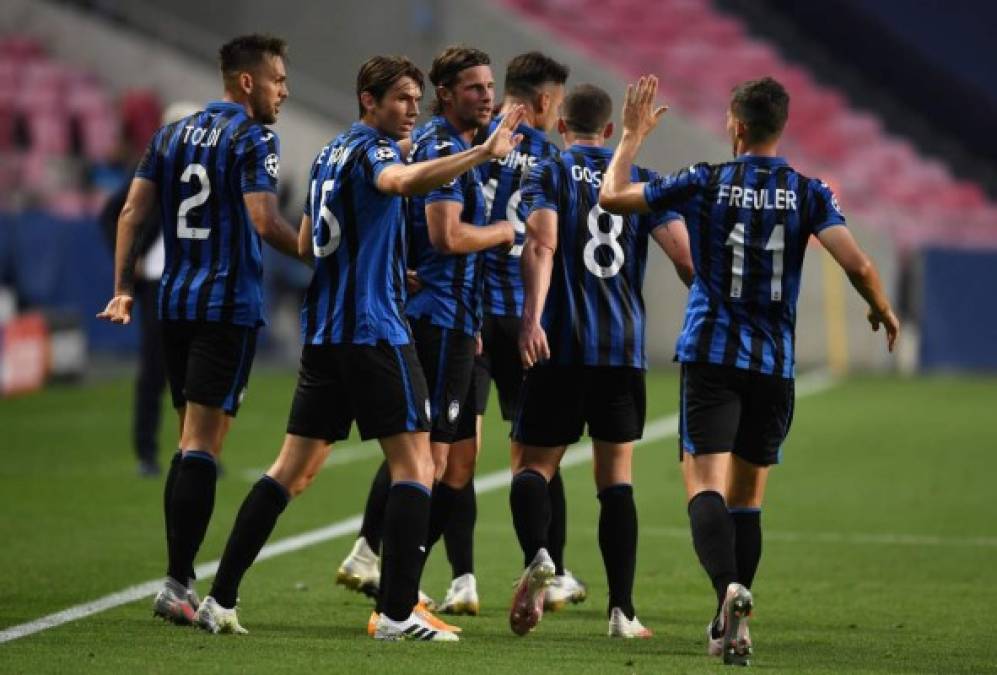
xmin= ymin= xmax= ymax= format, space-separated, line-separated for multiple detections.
xmin=584 ymin=204 xmax=625 ymax=278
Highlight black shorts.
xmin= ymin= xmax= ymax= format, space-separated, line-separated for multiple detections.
xmin=410 ymin=317 xmax=476 ymax=444
xmin=679 ymin=362 xmax=795 ymax=466
xmin=512 ymin=365 xmax=646 ymax=447
xmin=286 ymin=342 xmax=431 ymax=443
xmin=162 ymin=320 xmax=258 ymax=417
xmin=474 ymin=313 xmax=524 ymax=420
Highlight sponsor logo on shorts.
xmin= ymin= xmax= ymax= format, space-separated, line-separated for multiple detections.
xmin=447 ymin=400 xmax=460 ymax=423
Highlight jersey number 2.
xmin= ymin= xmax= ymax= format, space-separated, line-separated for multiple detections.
xmin=177 ymin=164 xmax=211 ymax=240
xmin=725 ymin=222 xmax=784 ymax=301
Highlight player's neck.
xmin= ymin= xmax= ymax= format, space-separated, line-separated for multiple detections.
xmin=500 ymin=98 xmax=540 ymax=130
xmin=565 ymin=133 xmax=602 ymax=148
xmin=222 ymin=91 xmax=254 ymax=119
xmin=737 ymin=140 xmax=780 ymax=158
xmin=442 ymin=111 xmax=478 ymax=143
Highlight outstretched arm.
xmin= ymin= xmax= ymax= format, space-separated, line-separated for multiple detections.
xmin=377 ymin=106 xmax=525 ymax=197
xmin=96 ymin=177 xmax=157 ymax=324
xmin=817 ymin=226 xmax=899 ymax=351
xmin=601 ymin=75 xmax=668 ymax=214
xmin=519 ymin=208 xmax=558 ymax=368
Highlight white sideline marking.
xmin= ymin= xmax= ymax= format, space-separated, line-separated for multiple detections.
xmin=0 ymin=370 xmax=835 ymax=644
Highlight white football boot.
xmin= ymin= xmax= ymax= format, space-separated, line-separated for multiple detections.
xmin=335 ymin=537 xmax=380 ymax=598
xmin=608 ymin=607 xmax=653 ymax=638
xmin=544 ymin=569 xmax=588 ymax=611
xmin=707 ymin=583 xmax=753 ymax=665
xmin=373 ymin=611 xmax=459 ymax=642
xmin=509 ymin=548 xmax=556 ymax=636
xmin=194 ymin=595 xmax=248 ymax=635
xmin=439 ymin=573 xmax=480 ymax=615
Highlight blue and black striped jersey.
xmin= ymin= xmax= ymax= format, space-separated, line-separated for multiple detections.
xmin=405 ymin=116 xmax=487 ymax=337
xmin=644 ymin=155 xmax=846 ymax=378
xmin=478 ymin=117 xmax=559 ymax=317
xmin=135 ymin=100 xmax=279 ymax=327
xmin=300 ymin=122 xmax=411 ymax=346
xmin=522 ymin=145 xmax=677 ymax=369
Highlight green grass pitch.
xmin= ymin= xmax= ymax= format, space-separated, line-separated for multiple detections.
xmin=1 ymin=367 xmax=995 ymax=673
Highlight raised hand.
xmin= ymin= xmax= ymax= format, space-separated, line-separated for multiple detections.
xmin=482 ymin=104 xmax=526 ymax=159
xmin=96 ymin=294 xmax=135 ymax=325
xmin=622 ymin=75 xmax=669 ymax=141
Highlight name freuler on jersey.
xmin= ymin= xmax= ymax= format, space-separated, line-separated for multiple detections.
xmin=717 ymin=184 xmax=797 ymax=210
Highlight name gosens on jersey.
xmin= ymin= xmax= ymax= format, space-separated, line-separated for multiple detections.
xmin=521 ymin=144 xmax=679 ymax=369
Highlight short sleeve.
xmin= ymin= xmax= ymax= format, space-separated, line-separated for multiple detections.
xmin=134 ymin=128 xmax=163 ymax=182
xmin=806 ymin=179 xmax=847 ymax=233
xmin=236 ymin=125 xmax=281 ymax=194
xmin=361 ymin=138 xmax=404 ymax=185
xmin=417 ymin=137 xmax=465 ymax=205
xmin=521 ymin=159 xmax=559 ymax=217
xmin=643 ymin=162 xmax=708 ymax=213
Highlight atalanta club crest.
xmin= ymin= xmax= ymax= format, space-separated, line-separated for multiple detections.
xmin=447 ymin=400 xmax=460 ymax=423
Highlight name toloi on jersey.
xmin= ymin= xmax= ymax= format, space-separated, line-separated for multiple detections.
xmin=717 ymin=184 xmax=797 ymax=210
xmin=180 ymin=125 xmax=221 ymax=148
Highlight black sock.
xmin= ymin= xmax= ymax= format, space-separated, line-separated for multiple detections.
xmin=444 ymin=480 xmax=476 ymax=578
xmin=163 ymin=450 xmax=182 ymax=580
xmin=380 ymin=482 xmax=431 ymax=621
xmin=210 ymin=476 xmax=289 ymax=609
xmin=426 ymin=482 xmax=460 ymax=551
xmin=598 ymin=484 xmax=637 ymax=620
xmin=359 ymin=460 xmax=391 ymax=554
xmin=167 ymin=451 xmax=217 ymax=584
xmin=509 ymin=469 xmax=550 ymax=568
xmin=548 ymin=469 xmax=567 ymax=576
xmin=688 ymin=490 xmax=738 ymax=613
xmin=731 ymin=508 xmax=762 ymax=590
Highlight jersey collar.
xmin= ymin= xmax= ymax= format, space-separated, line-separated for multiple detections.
xmin=568 ymin=143 xmax=613 ymax=158
xmin=432 ymin=115 xmax=472 ymax=148
xmin=732 ymin=154 xmax=787 ymax=166
xmin=205 ymin=100 xmax=246 ymax=114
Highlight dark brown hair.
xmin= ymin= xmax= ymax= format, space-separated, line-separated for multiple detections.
xmin=730 ymin=76 xmax=790 ymax=144
xmin=504 ymin=51 xmax=569 ymax=102
xmin=219 ymin=34 xmax=287 ymax=85
xmin=562 ymin=83 xmax=612 ymax=135
xmin=356 ymin=55 xmax=424 ymax=117
xmin=428 ymin=45 xmax=491 ymax=114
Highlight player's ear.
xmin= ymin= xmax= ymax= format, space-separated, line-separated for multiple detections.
xmin=238 ymin=71 xmax=254 ymax=96
xmin=436 ymin=85 xmax=451 ymax=107
xmin=537 ymin=91 xmax=550 ymax=118
xmin=557 ymin=118 xmax=567 ymax=135
xmin=360 ymin=91 xmax=376 ymax=116
xmin=603 ymin=122 xmax=614 ymax=139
